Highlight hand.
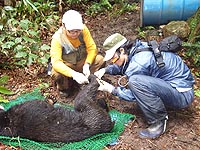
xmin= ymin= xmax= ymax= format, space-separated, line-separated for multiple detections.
xmin=94 ymin=68 xmax=106 ymax=79
xmin=83 ymin=63 xmax=90 ymax=78
xmin=71 ymin=71 xmax=89 ymax=84
xmin=97 ymin=79 xmax=115 ymax=93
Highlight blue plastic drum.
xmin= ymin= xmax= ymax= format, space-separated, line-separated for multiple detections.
xmin=140 ymin=0 xmax=200 ymax=26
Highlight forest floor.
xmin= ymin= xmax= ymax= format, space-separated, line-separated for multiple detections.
xmin=1 ymin=5 xmax=200 ymax=150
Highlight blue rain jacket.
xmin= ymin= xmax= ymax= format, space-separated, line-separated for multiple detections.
xmin=105 ymin=42 xmax=195 ymax=101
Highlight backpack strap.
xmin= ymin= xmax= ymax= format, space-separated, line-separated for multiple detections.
xmin=135 ymin=48 xmax=151 ymax=53
xmin=129 ymin=39 xmax=165 ymax=68
xmin=129 ymin=39 xmax=143 ymax=57
xmin=148 ymin=40 xmax=165 ymax=68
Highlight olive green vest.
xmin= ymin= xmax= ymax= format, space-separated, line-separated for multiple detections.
xmin=60 ymin=32 xmax=87 ymax=64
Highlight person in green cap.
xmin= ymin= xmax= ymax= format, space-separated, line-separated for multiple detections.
xmin=95 ymin=33 xmax=195 ymax=139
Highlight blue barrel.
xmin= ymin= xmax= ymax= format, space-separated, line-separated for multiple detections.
xmin=140 ymin=0 xmax=200 ymax=27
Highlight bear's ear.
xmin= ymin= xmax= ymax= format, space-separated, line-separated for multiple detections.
xmin=96 ymin=98 xmax=109 ymax=112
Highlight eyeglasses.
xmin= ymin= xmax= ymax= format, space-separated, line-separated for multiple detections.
xmin=111 ymin=51 xmax=120 ymax=63
xmin=111 ymin=57 xmax=119 ymax=63
xmin=67 ymin=30 xmax=81 ymax=35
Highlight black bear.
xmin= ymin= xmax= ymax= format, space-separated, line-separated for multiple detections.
xmin=0 ymin=74 xmax=114 ymax=142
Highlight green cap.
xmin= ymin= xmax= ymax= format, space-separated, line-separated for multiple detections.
xmin=103 ymin=33 xmax=127 ymax=61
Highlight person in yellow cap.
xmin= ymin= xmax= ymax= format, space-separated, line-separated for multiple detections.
xmin=95 ymin=33 xmax=195 ymax=139
xmin=50 ymin=10 xmax=104 ymax=98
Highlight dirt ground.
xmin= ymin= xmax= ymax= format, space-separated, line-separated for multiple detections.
xmin=1 ymin=6 xmax=200 ymax=150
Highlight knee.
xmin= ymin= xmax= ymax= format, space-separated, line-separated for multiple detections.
xmin=128 ymin=75 xmax=151 ymax=91
xmin=91 ymin=55 xmax=105 ymax=73
xmin=95 ymin=54 xmax=104 ymax=62
xmin=128 ymin=75 xmax=144 ymax=85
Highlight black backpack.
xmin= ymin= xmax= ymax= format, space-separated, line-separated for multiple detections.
xmin=159 ymin=35 xmax=182 ymax=52
xmin=132 ymin=35 xmax=183 ymax=68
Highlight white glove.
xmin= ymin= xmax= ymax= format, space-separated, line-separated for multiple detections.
xmin=94 ymin=68 xmax=106 ymax=79
xmin=97 ymin=79 xmax=115 ymax=93
xmin=71 ymin=71 xmax=89 ymax=84
xmin=83 ymin=63 xmax=90 ymax=78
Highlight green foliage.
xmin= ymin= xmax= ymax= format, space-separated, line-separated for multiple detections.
xmin=65 ymin=0 xmax=87 ymax=5
xmin=86 ymin=0 xmax=112 ymax=15
xmin=0 ymin=96 xmax=9 ymax=103
xmin=183 ymin=8 xmax=200 ymax=68
xmin=135 ymin=27 xmax=143 ymax=38
xmin=65 ymin=0 xmax=137 ymax=15
xmin=0 ymin=75 xmax=14 ymax=103
xmin=195 ymin=72 xmax=200 ymax=77
xmin=0 ymin=86 xmax=14 ymax=95
xmin=0 ymin=75 xmax=14 ymax=95
xmin=0 ymin=0 xmax=138 ymax=69
xmin=110 ymin=1 xmax=137 ymax=15
xmin=38 ymin=82 xmax=50 ymax=90
xmin=135 ymin=26 xmax=157 ymax=39
xmin=195 ymin=89 xmax=200 ymax=97
xmin=0 ymin=75 xmax=9 ymax=85
xmin=187 ymin=7 xmax=200 ymax=43
xmin=182 ymin=41 xmax=200 ymax=67
xmin=0 ymin=0 xmax=58 ymax=68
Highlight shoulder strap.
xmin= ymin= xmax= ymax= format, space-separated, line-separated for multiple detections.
xmin=129 ymin=39 xmax=142 ymax=57
xmin=135 ymin=47 xmax=151 ymax=53
xmin=78 ymin=32 xmax=85 ymax=45
xmin=148 ymin=40 xmax=165 ymax=68
xmin=130 ymin=39 xmax=152 ymax=54
xmin=129 ymin=39 xmax=165 ymax=68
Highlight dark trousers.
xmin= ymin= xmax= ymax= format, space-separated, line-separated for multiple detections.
xmin=128 ymin=75 xmax=194 ymax=124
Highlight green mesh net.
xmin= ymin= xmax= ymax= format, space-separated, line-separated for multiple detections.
xmin=0 ymin=89 xmax=135 ymax=150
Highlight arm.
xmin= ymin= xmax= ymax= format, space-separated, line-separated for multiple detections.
xmin=98 ymin=79 xmax=136 ymax=102
xmin=105 ymin=64 xmax=122 ymax=75
xmin=50 ymin=38 xmax=74 ymax=77
xmin=94 ymin=64 xmax=122 ymax=79
xmin=112 ymin=86 xmax=136 ymax=101
xmin=82 ymin=25 xmax=97 ymax=65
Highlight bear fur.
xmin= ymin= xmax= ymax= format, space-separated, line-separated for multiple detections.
xmin=0 ymin=74 xmax=114 ymax=143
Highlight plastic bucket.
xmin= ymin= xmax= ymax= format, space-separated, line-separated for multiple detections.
xmin=140 ymin=0 xmax=200 ymax=27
